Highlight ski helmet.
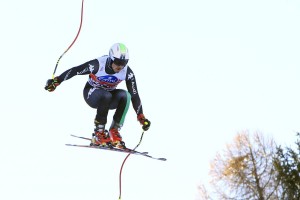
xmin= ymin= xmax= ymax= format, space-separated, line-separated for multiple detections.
xmin=109 ymin=43 xmax=129 ymax=66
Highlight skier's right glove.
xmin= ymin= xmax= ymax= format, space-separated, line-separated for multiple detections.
xmin=137 ymin=114 xmax=151 ymax=131
xmin=45 ymin=77 xmax=60 ymax=92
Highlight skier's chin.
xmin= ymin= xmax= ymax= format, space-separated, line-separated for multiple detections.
xmin=113 ymin=69 xmax=121 ymax=73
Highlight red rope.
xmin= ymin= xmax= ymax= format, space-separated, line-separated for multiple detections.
xmin=52 ymin=0 xmax=84 ymax=78
xmin=64 ymin=0 xmax=84 ymax=53
xmin=118 ymin=153 xmax=131 ymax=200
xmin=118 ymin=131 xmax=145 ymax=200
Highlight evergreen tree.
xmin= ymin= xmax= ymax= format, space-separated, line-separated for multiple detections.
xmin=273 ymin=132 xmax=300 ymax=199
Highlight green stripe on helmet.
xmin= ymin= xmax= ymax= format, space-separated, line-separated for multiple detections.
xmin=119 ymin=43 xmax=127 ymax=54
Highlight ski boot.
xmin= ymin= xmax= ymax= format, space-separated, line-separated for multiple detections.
xmin=91 ymin=123 xmax=112 ymax=147
xmin=109 ymin=128 xmax=126 ymax=149
xmin=91 ymin=130 xmax=112 ymax=147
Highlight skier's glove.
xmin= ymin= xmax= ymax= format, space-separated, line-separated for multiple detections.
xmin=45 ymin=77 xmax=60 ymax=92
xmin=137 ymin=114 xmax=151 ymax=131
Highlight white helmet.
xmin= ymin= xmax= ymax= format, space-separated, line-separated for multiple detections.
xmin=109 ymin=43 xmax=129 ymax=66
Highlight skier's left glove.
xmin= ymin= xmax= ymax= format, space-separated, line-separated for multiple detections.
xmin=45 ymin=77 xmax=60 ymax=92
xmin=137 ymin=114 xmax=151 ymax=131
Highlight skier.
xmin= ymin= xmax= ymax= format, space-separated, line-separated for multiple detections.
xmin=45 ymin=43 xmax=151 ymax=148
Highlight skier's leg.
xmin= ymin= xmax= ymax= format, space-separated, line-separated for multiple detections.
xmin=107 ymin=89 xmax=131 ymax=148
xmin=83 ymin=86 xmax=113 ymax=146
xmin=109 ymin=89 xmax=131 ymax=129
xmin=83 ymin=86 xmax=112 ymax=125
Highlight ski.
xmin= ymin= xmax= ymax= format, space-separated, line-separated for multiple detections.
xmin=66 ymin=143 xmax=148 ymax=156
xmin=70 ymin=134 xmax=148 ymax=155
xmin=67 ymin=135 xmax=167 ymax=161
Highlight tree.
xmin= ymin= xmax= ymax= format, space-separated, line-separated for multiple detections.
xmin=273 ymin=132 xmax=300 ymax=199
xmin=197 ymin=184 xmax=212 ymax=200
xmin=207 ymin=131 xmax=280 ymax=200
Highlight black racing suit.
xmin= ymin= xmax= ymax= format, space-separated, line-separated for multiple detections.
xmin=56 ymin=56 xmax=143 ymax=127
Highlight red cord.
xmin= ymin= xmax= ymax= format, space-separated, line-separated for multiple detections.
xmin=52 ymin=0 xmax=84 ymax=78
xmin=64 ymin=0 xmax=84 ymax=53
xmin=118 ymin=131 xmax=145 ymax=200
xmin=118 ymin=153 xmax=131 ymax=200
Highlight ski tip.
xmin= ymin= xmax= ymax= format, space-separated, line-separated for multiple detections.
xmin=159 ymin=158 xmax=167 ymax=161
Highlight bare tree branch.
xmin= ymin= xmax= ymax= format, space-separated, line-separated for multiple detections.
xmin=207 ymin=131 xmax=280 ymax=200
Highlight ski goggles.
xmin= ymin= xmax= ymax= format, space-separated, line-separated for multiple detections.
xmin=113 ymin=58 xmax=129 ymax=66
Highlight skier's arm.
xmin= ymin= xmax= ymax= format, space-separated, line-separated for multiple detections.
xmin=125 ymin=67 xmax=143 ymax=115
xmin=45 ymin=59 xmax=99 ymax=91
xmin=57 ymin=59 xmax=99 ymax=83
xmin=125 ymin=67 xmax=151 ymax=131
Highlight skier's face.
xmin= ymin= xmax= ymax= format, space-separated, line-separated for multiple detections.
xmin=112 ymin=62 xmax=125 ymax=73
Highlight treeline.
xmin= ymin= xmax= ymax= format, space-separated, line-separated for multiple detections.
xmin=198 ymin=131 xmax=300 ymax=200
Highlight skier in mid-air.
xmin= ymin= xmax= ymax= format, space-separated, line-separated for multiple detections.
xmin=45 ymin=43 xmax=151 ymax=148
